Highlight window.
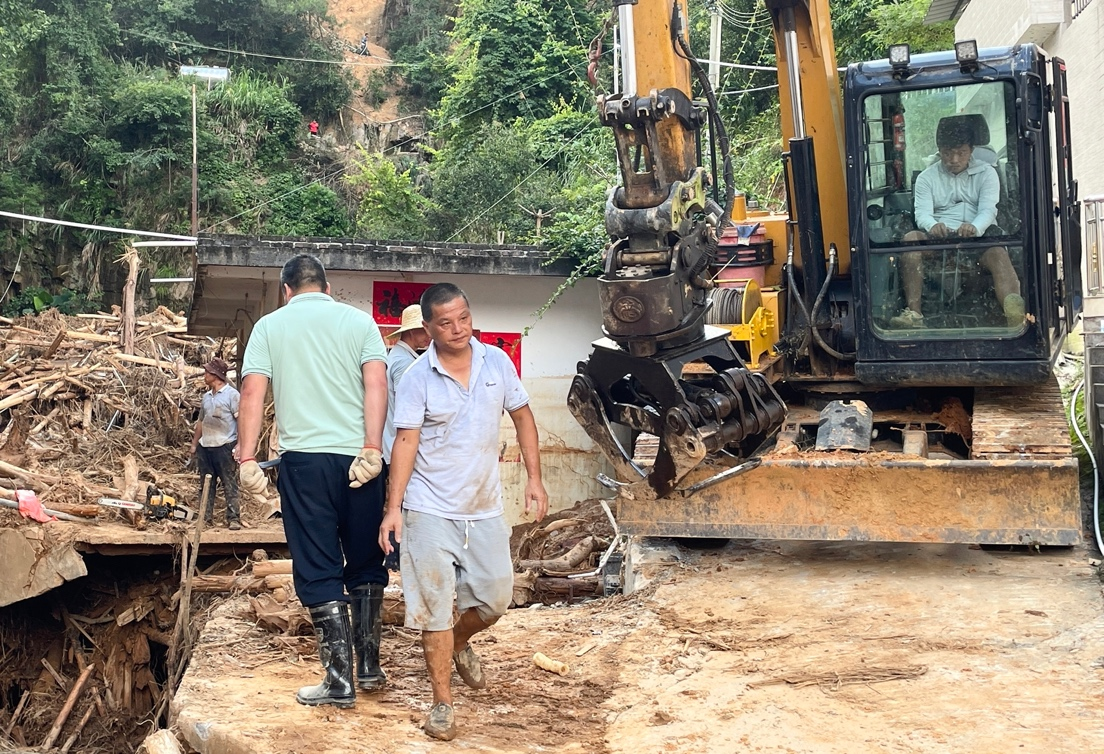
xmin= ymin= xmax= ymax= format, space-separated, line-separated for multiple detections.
xmin=861 ymin=81 xmax=1026 ymax=339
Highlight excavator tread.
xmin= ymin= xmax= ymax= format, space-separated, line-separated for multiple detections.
xmin=971 ymin=379 xmax=1071 ymax=459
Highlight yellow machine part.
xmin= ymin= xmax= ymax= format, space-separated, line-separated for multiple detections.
xmin=717 ymin=280 xmax=779 ymax=370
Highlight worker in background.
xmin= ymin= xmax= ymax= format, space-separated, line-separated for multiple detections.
xmin=380 ymin=283 xmax=548 ymax=741
xmin=383 ymin=304 xmax=430 ymax=466
xmin=236 ymin=254 xmax=389 ymax=708
xmin=188 ymin=358 xmax=241 ymax=530
xmin=891 ymin=117 xmax=1023 ymax=329
xmin=308 ymin=119 xmax=319 ymax=138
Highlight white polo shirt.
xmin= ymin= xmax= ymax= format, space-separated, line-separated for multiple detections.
xmin=393 ymin=337 xmax=529 ymax=520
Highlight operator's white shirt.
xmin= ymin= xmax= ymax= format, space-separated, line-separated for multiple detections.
xmin=914 ymin=156 xmax=999 ymax=235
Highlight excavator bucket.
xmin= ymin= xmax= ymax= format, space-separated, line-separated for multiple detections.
xmin=613 ymin=381 xmax=1083 ymax=546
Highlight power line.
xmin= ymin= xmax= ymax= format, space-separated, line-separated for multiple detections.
xmin=122 ymin=28 xmax=406 ymax=68
xmin=444 ymin=118 xmax=600 ymax=243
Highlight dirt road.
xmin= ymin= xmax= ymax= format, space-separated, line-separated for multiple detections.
xmin=173 ymin=540 xmax=1104 ymax=753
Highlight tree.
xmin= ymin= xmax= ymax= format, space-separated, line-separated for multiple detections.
xmin=437 ymin=0 xmax=599 ymax=136
xmin=345 ymin=149 xmax=433 ymax=241
xmin=865 ymin=0 xmax=956 ymax=55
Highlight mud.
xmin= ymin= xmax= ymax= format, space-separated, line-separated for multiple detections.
xmin=172 ymin=539 xmax=1104 ymax=753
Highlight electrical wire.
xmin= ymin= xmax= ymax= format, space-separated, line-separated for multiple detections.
xmin=716 ymin=84 xmax=778 ymax=95
xmin=122 ymin=28 xmax=404 ymax=67
xmin=1069 ymin=379 xmax=1104 ymax=554
xmin=443 ymin=117 xmax=599 ymax=243
xmin=206 ymin=49 xmax=612 ymax=233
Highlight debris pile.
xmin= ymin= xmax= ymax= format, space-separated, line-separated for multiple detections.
xmin=0 ymin=308 xmax=276 ymax=525
xmin=0 ymin=557 xmax=213 ymax=751
xmin=510 ymin=498 xmax=619 ymax=605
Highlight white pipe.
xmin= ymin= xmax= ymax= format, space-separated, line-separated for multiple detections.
xmin=708 ymin=8 xmax=723 ymax=92
xmin=1070 ymin=380 xmax=1104 ymax=554
xmin=0 ymin=210 xmax=196 ymax=241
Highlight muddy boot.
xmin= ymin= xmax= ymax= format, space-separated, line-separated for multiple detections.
xmin=296 ymin=601 xmax=355 ymax=708
xmin=351 ymin=584 xmax=386 ymax=690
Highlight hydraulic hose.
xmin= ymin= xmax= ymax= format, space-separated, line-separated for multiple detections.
xmin=1069 ymin=379 xmax=1104 ymax=555
xmin=675 ymin=30 xmax=732 ymax=280
xmin=808 ymin=245 xmax=856 ymax=362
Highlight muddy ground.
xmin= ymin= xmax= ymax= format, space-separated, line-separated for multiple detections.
xmin=172 ymin=539 xmax=1104 ymax=754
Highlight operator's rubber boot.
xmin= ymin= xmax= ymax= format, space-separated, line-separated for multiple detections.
xmin=351 ymin=584 xmax=387 ymax=691
xmin=296 ymin=601 xmax=356 ymax=708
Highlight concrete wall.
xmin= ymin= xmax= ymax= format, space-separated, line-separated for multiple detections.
xmin=955 ymin=0 xmax=1104 ymax=213
xmin=328 ymin=270 xmax=609 ymax=525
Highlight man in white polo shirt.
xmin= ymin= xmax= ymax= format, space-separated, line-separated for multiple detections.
xmin=380 ymin=282 xmax=548 ymax=742
xmin=236 ymin=254 xmax=389 ymax=709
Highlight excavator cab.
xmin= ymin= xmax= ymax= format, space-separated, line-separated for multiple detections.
xmin=847 ymin=45 xmax=1083 ymax=386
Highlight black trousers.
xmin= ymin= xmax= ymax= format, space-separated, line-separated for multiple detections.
xmin=196 ymin=443 xmax=240 ymax=522
xmin=277 ymin=452 xmax=388 ymax=607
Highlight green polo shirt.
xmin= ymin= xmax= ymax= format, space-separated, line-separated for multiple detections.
xmin=242 ymin=292 xmax=386 ymax=455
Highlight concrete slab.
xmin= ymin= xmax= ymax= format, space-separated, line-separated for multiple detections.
xmin=0 ymin=527 xmax=87 ymax=607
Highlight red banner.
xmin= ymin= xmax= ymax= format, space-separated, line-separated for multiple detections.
xmin=479 ymin=331 xmax=522 ymax=376
xmin=373 ymin=281 xmax=433 ymax=325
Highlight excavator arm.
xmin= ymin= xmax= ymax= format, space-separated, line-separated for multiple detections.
xmin=567 ymin=0 xmax=786 ymax=496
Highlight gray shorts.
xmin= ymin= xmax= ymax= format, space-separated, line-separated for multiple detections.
xmin=400 ymin=509 xmax=513 ymax=631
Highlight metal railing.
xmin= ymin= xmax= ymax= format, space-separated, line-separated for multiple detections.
xmin=1086 ymin=196 xmax=1104 ymax=295
xmin=1073 ymin=0 xmax=1093 ymax=19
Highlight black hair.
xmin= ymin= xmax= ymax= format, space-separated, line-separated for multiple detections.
xmin=420 ymin=283 xmax=469 ymax=321
xmin=280 ymin=254 xmax=327 ymax=292
xmin=936 ymin=119 xmax=975 ymax=150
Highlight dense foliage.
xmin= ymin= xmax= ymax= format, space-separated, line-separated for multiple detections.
xmin=0 ymin=0 xmax=956 ymax=307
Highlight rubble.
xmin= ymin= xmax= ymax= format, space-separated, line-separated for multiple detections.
xmin=0 ymin=307 xmax=277 ymax=526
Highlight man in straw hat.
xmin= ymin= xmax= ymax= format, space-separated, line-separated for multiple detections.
xmin=383 ymin=304 xmax=430 ymax=466
xmin=189 ymin=357 xmax=242 ymax=529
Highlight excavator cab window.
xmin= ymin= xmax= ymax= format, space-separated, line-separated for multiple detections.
xmin=860 ymin=81 xmax=1025 ymax=338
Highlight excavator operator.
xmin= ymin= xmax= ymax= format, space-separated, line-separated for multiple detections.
xmin=890 ymin=115 xmax=1024 ymax=329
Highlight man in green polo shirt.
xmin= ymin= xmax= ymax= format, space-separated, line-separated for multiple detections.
xmin=236 ymin=254 xmax=389 ymax=708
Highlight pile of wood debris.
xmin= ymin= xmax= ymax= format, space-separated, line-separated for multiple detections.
xmin=0 ymin=307 xmax=275 ymax=525
xmin=510 ymin=498 xmax=620 ymax=605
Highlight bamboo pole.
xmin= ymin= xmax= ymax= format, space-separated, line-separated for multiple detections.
xmin=40 ymin=663 xmax=94 ymax=750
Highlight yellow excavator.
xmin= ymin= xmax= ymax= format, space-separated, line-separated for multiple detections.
xmin=568 ymin=0 xmax=1084 ymax=545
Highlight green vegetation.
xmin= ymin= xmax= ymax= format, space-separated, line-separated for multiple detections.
xmin=0 ymin=0 xmax=959 ymax=308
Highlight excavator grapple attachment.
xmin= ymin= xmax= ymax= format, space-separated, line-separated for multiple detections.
xmin=569 ymin=329 xmax=786 ymax=497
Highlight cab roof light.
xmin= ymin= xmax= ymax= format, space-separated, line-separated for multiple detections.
xmin=955 ymin=40 xmax=979 ymax=72
xmin=888 ymin=44 xmax=911 ymax=72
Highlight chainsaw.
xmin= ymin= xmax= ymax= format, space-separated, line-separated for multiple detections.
xmin=98 ymin=484 xmax=196 ymax=521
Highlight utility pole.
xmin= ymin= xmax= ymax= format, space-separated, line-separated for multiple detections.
xmin=708 ymin=2 xmax=722 ymax=93
xmin=190 ymin=83 xmax=198 ymax=236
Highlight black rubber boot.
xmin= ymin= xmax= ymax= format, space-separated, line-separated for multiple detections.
xmin=296 ymin=601 xmax=356 ymax=708
xmin=351 ymin=584 xmax=387 ymax=690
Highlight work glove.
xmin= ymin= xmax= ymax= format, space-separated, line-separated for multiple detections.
xmin=240 ymin=460 xmax=268 ymax=497
xmin=349 ymin=445 xmax=383 ymax=488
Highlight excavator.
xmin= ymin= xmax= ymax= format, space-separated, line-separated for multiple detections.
xmin=568 ymin=0 xmax=1085 ymax=545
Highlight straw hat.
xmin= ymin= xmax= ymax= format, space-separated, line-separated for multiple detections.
xmin=389 ymin=304 xmax=425 ymax=339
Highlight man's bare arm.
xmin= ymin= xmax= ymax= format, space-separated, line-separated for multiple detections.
xmin=361 ymin=360 xmax=387 ymax=449
xmin=509 ymin=404 xmax=548 ymax=521
xmin=236 ymin=374 xmax=269 ymax=460
xmin=379 ymin=427 xmax=420 ymax=552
